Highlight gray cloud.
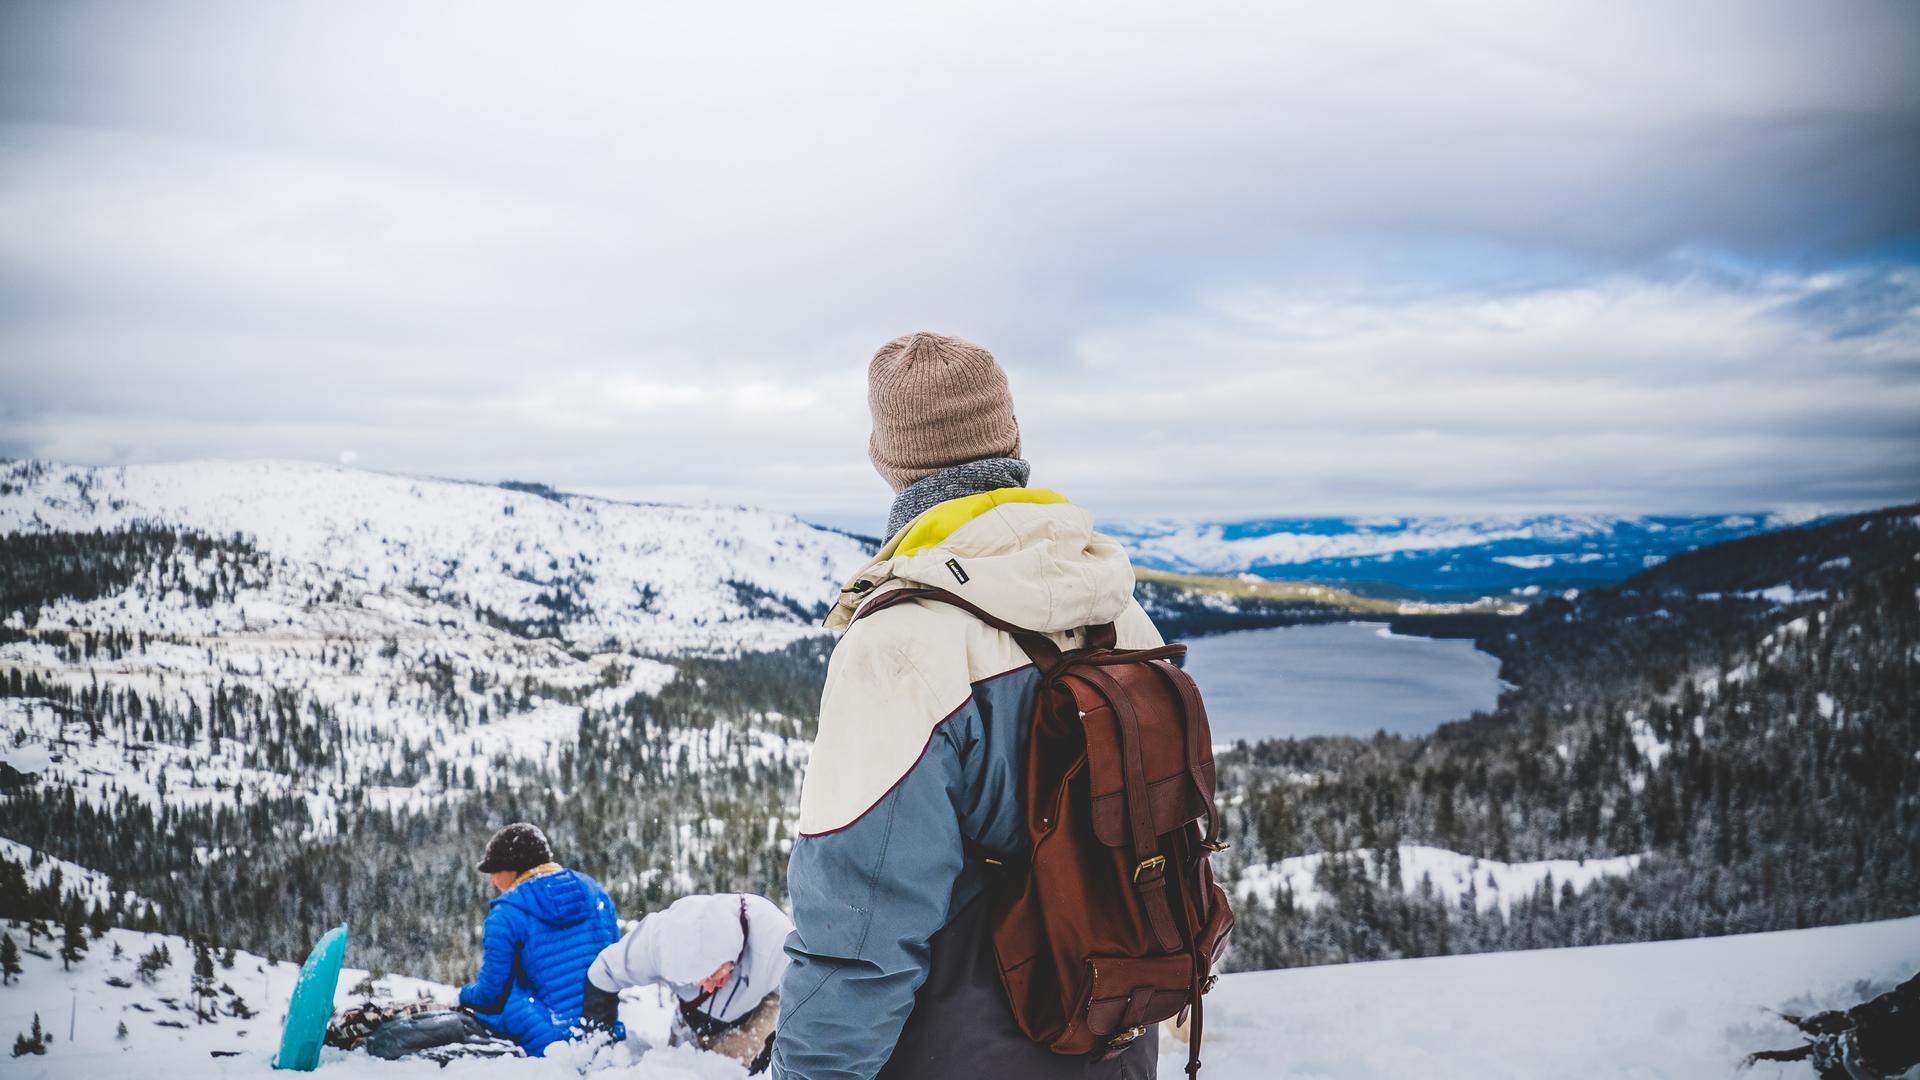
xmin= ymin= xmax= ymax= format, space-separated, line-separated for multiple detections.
xmin=1 ymin=1 xmax=1916 ymax=533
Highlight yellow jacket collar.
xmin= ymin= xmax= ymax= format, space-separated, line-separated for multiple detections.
xmin=825 ymin=490 xmax=1136 ymax=635
xmin=510 ymin=862 xmax=562 ymax=889
xmin=886 ymin=487 xmax=1068 ymax=559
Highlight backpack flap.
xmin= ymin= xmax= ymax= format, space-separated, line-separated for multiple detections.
xmin=1071 ymin=666 xmax=1210 ymax=849
xmin=1082 ymin=952 xmax=1196 ymax=1037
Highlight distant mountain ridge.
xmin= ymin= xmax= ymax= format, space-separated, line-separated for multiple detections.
xmin=1106 ymin=512 xmax=1825 ymax=599
xmin=2 ymin=459 xmax=1826 ymax=611
xmin=0 ymin=458 xmax=872 ymax=655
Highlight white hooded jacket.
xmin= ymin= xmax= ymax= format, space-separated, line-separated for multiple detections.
xmin=588 ymin=892 xmax=792 ymax=1024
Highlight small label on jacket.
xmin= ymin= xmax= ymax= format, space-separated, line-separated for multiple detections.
xmin=944 ymin=558 xmax=970 ymax=584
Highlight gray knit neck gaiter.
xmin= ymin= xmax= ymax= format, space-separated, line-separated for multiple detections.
xmin=885 ymin=456 xmax=1032 ymax=541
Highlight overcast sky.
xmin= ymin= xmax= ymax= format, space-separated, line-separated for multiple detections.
xmin=2 ymin=1 xmax=1916 ymax=533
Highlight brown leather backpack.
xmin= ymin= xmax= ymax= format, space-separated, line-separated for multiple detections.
xmin=853 ymin=587 xmax=1235 ymax=1077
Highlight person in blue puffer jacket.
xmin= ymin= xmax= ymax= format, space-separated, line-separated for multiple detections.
xmin=458 ymin=822 xmax=620 ymax=1056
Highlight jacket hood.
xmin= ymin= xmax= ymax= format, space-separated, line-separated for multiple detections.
xmin=826 ymin=493 xmax=1137 ymax=634
xmin=496 ymin=867 xmax=593 ymax=928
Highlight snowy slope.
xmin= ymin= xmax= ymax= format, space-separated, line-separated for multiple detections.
xmin=1165 ymin=915 xmax=1920 ymax=1079
xmin=1233 ymin=844 xmax=1645 ymax=917
xmin=4 ymin=916 xmax=1913 ymax=1078
xmin=1 ymin=459 xmax=873 ymax=655
xmin=0 ymin=839 xmax=150 ymax=915
xmin=0 ymin=459 xmax=872 ymax=847
xmin=0 ymin=922 xmax=715 ymax=1079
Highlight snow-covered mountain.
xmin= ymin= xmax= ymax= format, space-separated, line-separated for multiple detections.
xmin=1107 ymin=512 xmax=1818 ymax=599
xmin=1 ymin=459 xmax=873 ymax=655
xmin=4 ymin=913 xmax=1912 ymax=1078
xmin=0 ymin=458 xmax=872 ymax=948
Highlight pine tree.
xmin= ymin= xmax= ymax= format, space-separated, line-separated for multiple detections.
xmin=0 ymin=860 xmax=28 ymax=915
xmin=0 ymin=934 xmax=19 ymax=985
xmin=60 ymin=911 xmax=87 ymax=970
xmin=115 ymin=1020 xmax=127 ymax=1041
xmin=11 ymin=1013 xmax=47 ymax=1057
xmin=135 ymin=943 xmax=170 ymax=984
xmin=191 ymin=939 xmax=216 ymax=1023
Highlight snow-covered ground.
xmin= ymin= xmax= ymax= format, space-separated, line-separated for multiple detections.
xmin=3 ymin=917 xmax=1913 ymax=1078
xmin=0 ymin=923 xmax=707 ymax=1078
xmin=1233 ymin=844 xmax=1645 ymax=917
xmin=1175 ymin=915 xmax=1920 ymax=1079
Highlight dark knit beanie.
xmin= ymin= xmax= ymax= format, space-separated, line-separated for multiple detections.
xmin=477 ymin=822 xmax=553 ymax=874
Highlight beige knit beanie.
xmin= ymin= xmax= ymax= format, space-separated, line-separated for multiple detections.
xmin=867 ymin=331 xmax=1022 ymax=492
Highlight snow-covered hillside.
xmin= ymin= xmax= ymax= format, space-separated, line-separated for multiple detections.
xmin=0 ymin=459 xmax=869 ymax=858
xmin=1233 ymin=844 xmax=1645 ymax=917
xmin=3 ymin=915 xmax=1912 ymax=1078
xmin=0 ymin=840 xmax=149 ymax=915
xmin=1 ymin=459 xmax=872 ymax=654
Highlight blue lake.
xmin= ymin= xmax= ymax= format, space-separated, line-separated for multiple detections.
xmin=1177 ymin=621 xmax=1506 ymax=743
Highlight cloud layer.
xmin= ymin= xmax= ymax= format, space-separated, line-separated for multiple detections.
xmin=1 ymin=1 xmax=1915 ymax=530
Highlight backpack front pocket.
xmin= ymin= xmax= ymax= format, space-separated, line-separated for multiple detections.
xmin=1079 ymin=952 xmax=1194 ymax=1043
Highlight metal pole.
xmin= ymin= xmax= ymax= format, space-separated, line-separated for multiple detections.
xmin=70 ymin=989 xmax=77 ymax=1040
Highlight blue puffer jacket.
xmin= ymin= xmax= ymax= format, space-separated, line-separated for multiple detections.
xmin=458 ymin=867 xmax=619 ymax=1056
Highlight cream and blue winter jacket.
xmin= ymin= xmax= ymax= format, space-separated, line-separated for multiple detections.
xmin=774 ymin=492 xmax=1163 ymax=1080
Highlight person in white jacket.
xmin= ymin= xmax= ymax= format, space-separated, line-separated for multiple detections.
xmin=581 ymin=892 xmax=792 ymax=1072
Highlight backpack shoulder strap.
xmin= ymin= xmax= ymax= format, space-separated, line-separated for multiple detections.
xmin=849 ymin=586 xmax=1083 ymax=664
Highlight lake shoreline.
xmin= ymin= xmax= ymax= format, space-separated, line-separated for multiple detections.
xmin=1179 ymin=619 xmax=1506 ymax=742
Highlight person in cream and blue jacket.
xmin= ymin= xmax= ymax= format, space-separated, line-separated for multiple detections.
xmin=773 ymin=333 xmax=1163 ymax=1080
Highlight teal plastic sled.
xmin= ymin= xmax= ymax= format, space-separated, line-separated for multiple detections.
xmin=275 ymin=923 xmax=348 ymax=1071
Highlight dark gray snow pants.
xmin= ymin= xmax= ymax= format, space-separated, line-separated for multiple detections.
xmin=877 ymin=894 xmax=1159 ymax=1080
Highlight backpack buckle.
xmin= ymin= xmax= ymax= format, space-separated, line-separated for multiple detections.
xmin=1200 ymin=839 xmax=1231 ymax=853
xmin=1132 ymin=855 xmax=1166 ymax=882
xmin=1109 ymin=1024 xmax=1146 ymax=1049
